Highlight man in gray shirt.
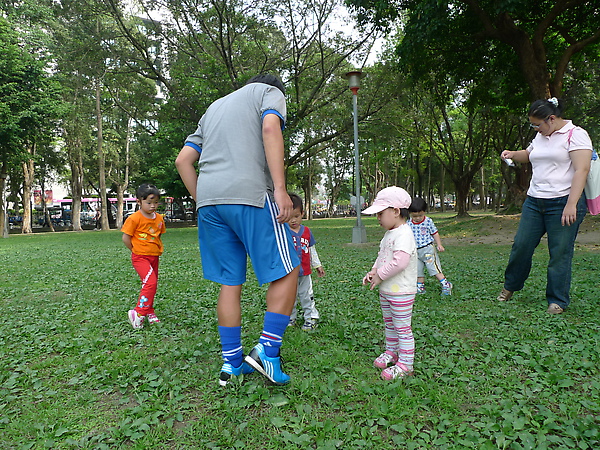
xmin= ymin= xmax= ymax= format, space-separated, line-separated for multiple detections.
xmin=176 ymin=74 xmax=299 ymax=387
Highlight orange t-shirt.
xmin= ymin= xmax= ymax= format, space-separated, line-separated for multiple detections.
xmin=121 ymin=210 xmax=166 ymax=256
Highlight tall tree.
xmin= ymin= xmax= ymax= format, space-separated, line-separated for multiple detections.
xmin=346 ymin=1 xmax=600 ymax=210
xmin=104 ymin=0 xmax=384 ymax=198
xmin=104 ymin=71 xmax=158 ymax=228
xmin=323 ymin=139 xmax=354 ymax=217
xmin=347 ymin=0 xmax=600 ymax=100
xmin=53 ymin=0 xmax=160 ymax=229
xmin=0 ymin=5 xmax=63 ymax=234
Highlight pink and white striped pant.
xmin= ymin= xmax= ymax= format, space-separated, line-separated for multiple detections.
xmin=379 ymin=292 xmax=415 ymax=367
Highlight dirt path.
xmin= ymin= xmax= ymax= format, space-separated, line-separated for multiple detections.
xmin=443 ymin=214 xmax=600 ymax=249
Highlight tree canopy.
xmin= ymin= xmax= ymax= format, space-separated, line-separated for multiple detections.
xmin=347 ymin=0 xmax=600 ymax=100
xmin=2 ymin=0 xmax=600 ymax=232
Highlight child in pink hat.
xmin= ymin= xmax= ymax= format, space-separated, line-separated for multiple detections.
xmin=362 ymin=187 xmax=418 ymax=380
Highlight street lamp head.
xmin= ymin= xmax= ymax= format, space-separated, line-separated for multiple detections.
xmin=344 ymin=70 xmax=365 ymax=95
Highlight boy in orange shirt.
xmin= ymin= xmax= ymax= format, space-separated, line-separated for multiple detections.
xmin=122 ymin=184 xmax=166 ymax=329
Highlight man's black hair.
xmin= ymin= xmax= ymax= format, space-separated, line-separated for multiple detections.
xmin=137 ymin=184 xmax=160 ymax=200
xmin=409 ymin=197 xmax=428 ymax=213
xmin=289 ymin=193 xmax=304 ymax=213
xmin=246 ymin=74 xmax=286 ymax=95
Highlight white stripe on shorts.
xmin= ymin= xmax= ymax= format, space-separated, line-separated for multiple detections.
xmin=266 ymin=195 xmax=295 ymax=273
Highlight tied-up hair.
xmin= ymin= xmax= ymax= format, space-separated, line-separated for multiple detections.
xmin=529 ymin=97 xmax=563 ymax=119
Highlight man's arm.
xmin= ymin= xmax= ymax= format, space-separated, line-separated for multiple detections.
xmin=262 ymin=113 xmax=292 ymax=223
xmin=175 ymin=145 xmax=200 ymax=201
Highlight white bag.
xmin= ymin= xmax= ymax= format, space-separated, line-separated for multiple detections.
xmin=585 ymin=151 xmax=600 ymax=215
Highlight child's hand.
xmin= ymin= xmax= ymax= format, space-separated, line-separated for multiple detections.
xmin=368 ymin=272 xmax=382 ymax=290
xmin=316 ymin=266 xmax=325 ymax=277
xmin=362 ymin=271 xmax=374 ymax=286
xmin=437 ymin=244 xmax=445 ymax=252
xmin=363 ymin=270 xmax=381 ymax=290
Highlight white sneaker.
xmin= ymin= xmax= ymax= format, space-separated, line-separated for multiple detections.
xmin=373 ymin=351 xmax=398 ymax=369
xmin=441 ymin=282 xmax=453 ymax=295
xmin=301 ymin=318 xmax=318 ymax=331
xmin=381 ymin=362 xmax=414 ymax=380
xmin=128 ymin=310 xmax=144 ymax=329
xmin=147 ymin=313 xmax=161 ymax=324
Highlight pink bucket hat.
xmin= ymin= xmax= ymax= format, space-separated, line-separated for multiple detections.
xmin=362 ymin=186 xmax=412 ymax=215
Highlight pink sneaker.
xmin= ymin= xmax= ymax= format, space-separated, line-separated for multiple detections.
xmin=128 ymin=310 xmax=144 ymax=329
xmin=373 ymin=351 xmax=398 ymax=369
xmin=381 ymin=362 xmax=414 ymax=380
xmin=147 ymin=313 xmax=161 ymax=324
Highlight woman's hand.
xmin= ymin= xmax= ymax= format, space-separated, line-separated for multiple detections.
xmin=561 ymin=204 xmax=578 ymax=226
xmin=501 ymin=149 xmax=530 ymax=164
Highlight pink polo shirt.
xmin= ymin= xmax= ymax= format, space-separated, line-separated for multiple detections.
xmin=527 ymin=120 xmax=592 ymax=198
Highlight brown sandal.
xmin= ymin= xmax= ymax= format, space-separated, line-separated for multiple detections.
xmin=547 ymin=303 xmax=564 ymax=314
xmin=497 ymin=288 xmax=513 ymax=302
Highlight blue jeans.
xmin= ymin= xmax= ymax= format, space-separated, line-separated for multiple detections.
xmin=504 ymin=195 xmax=586 ymax=309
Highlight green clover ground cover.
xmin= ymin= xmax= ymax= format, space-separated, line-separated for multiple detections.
xmin=0 ymin=215 xmax=599 ymax=449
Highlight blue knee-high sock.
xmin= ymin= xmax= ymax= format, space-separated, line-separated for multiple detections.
xmin=218 ymin=326 xmax=243 ymax=367
xmin=259 ymin=311 xmax=289 ymax=358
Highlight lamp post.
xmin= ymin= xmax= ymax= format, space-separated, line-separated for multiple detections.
xmin=344 ymin=70 xmax=367 ymax=244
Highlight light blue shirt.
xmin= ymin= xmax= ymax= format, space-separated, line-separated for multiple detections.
xmin=409 ymin=216 xmax=438 ymax=248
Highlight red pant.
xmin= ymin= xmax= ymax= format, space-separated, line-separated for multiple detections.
xmin=131 ymin=253 xmax=159 ymax=315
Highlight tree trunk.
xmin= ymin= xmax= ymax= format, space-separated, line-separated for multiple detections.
xmin=454 ymin=178 xmax=471 ymax=217
xmin=426 ymin=153 xmax=432 ymax=206
xmin=0 ymin=163 xmax=7 ymax=238
xmin=495 ymin=170 xmax=503 ymax=213
xmin=439 ymin=165 xmax=446 ymax=212
xmin=70 ymin=148 xmax=84 ymax=232
xmin=306 ymin=158 xmax=312 ymax=220
xmin=21 ymin=153 xmax=35 ymax=234
xmin=45 ymin=209 xmax=56 ymax=232
xmin=327 ymin=184 xmax=341 ymax=218
xmin=40 ymin=177 xmax=55 ymax=232
xmin=480 ymin=165 xmax=486 ymax=211
xmin=96 ymin=81 xmax=109 ymax=230
xmin=115 ymin=185 xmax=125 ymax=229
xmin=113 ymin=117 xmax=131 ymax=229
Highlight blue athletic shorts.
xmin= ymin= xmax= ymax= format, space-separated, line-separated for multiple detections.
xmin=197 ymin=195 xmax=299 ymax=286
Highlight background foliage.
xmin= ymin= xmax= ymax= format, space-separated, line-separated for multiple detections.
xmin=2 ymin=0 xmax=599 ymax=234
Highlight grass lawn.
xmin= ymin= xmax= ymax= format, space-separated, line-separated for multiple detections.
xmin=1 ymin=214 xmax=599 ymax=449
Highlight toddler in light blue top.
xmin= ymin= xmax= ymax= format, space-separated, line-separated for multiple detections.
xmin=408 ymin=197 xmax=452 ymax=295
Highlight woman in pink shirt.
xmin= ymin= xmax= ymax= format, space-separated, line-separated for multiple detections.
xmin=497 ymin=98 xmax=592 ymax=314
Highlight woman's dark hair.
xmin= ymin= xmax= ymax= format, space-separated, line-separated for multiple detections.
xmin=409 ymin=197 xmax=428 ymax=213
xmin=529 ymin=98 xmax=564 ymax=119
xmin=246 ymin=74 xmax=286 ymax=95
xmin=288 ymin=193 xmax=304 ymax=212
xmin=136 ymin=184 xmax=160 ymax=200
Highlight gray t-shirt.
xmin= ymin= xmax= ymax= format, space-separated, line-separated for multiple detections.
xmin=184 ymin=82 xmax=286 ymax=208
